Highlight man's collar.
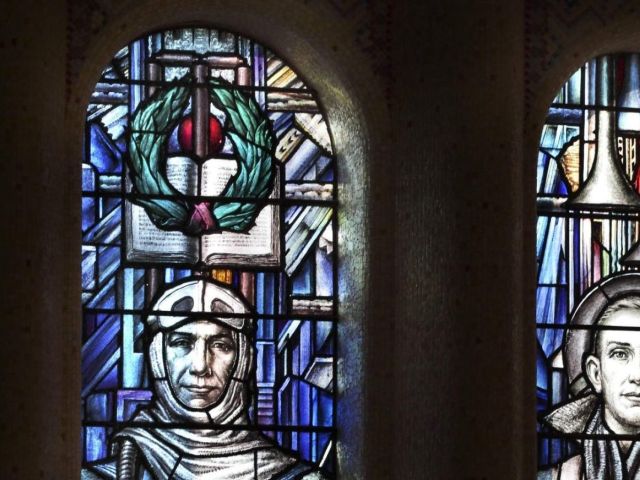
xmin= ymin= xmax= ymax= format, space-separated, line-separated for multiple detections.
xmin=543 ymin=393 xmax=599 ymax=434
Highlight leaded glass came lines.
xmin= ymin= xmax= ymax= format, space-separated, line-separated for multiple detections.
xmin=81 ymin=27 xmax=338 ymax=479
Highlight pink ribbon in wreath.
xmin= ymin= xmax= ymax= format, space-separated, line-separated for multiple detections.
xmin=187 ymin=201 xmax=217 ymax=234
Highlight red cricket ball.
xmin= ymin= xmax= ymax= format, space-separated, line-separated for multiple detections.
xmin=177 ymin=115 xmax=224 ymax=155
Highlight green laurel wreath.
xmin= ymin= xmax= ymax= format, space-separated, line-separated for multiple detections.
xmin=127 ymin=76 xmax=275 ymax=235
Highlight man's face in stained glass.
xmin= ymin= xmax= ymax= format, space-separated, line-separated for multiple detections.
xmin=165 ymin=320 xmax=237 ymax=409
xmin=586 ymin=308 xmax=640 ymax=435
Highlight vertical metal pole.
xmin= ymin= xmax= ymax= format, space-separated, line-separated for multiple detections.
xmin=237 ymin=64 xmax=254 ymax=305
xmin=237 ymin=61 xmax=257 ymax=432
xmin=192 ymin=62 xmax=213 ymax=278
xmin=193 ymin=63 xmax=209 ymax=160
xmin=239 ymin=272 xmax=255 ymax=304
xmin=237 ymin=65 xmax=251 ymax=87
xmin=146 ymin=62 xmax=160 ymax=96
xmin=145 ymin=269 xmax=162 ymax=306
xmin=145 ymin=60 xmax=163 ymax=305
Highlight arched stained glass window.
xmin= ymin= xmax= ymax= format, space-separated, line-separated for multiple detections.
xmin=81 ymin=27 xmax=337 ymax=479
xmin=537 ymin=54 xmax=640 ymax=477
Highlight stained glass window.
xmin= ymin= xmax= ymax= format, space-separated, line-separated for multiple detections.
xmin=537 ymin=54 xmax=640 ymax=478
xmin=81 ymin=27 xmax=337 ymax=479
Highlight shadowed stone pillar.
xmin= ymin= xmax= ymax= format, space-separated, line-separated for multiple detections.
xmin=392 ymin=1 xmax=531 ymax=477
xmin=0 ymin=0 xmax=72 ymax=478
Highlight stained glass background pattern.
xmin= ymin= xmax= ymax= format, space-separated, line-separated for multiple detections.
xmin=537 ymin=54 xmax=640 ymax=467
xmin=81 ymin=27 xmax=337 ymax=475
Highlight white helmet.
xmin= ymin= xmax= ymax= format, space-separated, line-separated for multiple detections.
xmin=144 ymin=278 xmax=254 ymax=425
xmin=147 ymin=278 xmax=252 ymax=333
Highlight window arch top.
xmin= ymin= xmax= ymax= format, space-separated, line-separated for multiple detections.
xmin=81 ymin=26 xmax=338 ymax=479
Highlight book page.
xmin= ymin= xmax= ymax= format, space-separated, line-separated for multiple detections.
xmin=200 ymin=158 xmax=279 ymax=265
xmin=165 ymin=156 xmax=198 ymax=195
xmin=202 ymin=204 xmax=274 ymax=255
xmin=126 ymin=156 xmax=198 ymax=262
xmin=200 ymin=158 xmax=238 ymax=197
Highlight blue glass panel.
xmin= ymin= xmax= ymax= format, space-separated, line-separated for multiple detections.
xmin=174 ymin=268 xmax=193 ymax=280
xmin=89 ymin=122 xmax=122 ymax=174
xmin=315 ymin=245 xmax=333 ymax=296
xmin=285 ymin=206 xmax=333 ymax=276
xmin=536 ymin=286 xmax=567 ymax=355
xmin=292 ymin=255 xmax=312 ymax=294
xmin=257 ymin=318 xmax=275 ymax=341
xmin=85 ymin=427 xmax=108 ymax=462
xmin=537 ymin=216 xmax=565 ymax=284
xmin=256 ymin=272 xmax=276 ymax=315
xmin=567 ymin=68 xmax=582 ymax=104
xmin=166 ymin=124 xmax=181 ymax=155
xmin=536 ymin=216 xmax=550 ymax=259
xmin=292 ymin=344 xmax=300 ymax=376
xmin=85 ymin=277 xmax=117 ymax=309
xmin=539 ymin=125 xmax=579 ymax=159
xmin=117 ymin=390 xmax=153 ymax=422
xmin=122 ymin=312 xmax=144 ymax=388
xmin=82 ymin=164 xmax=97 ymax=231
xmin=83 ymin=202 xmax=121 ymax=246
xmin=82 ymin=314 xmax=120 ymax=395
xmin=299 ymin=322 xmax=312 ymax=373
xmin=299 ymin=380 xmax=311 ymax=426
xmin=129 ymin=39 xmax=145 ymax=110
xmin=536 ymin=341 xmax=549 ymax=393
xmin=316 ymin=433 xmax=333 ymax=470
xmin=304 ymin=156 xmax=332 ymax=182
xmin=557 ymin=177 xmax=568 ymax=196
xmin=537 ymin=151 xmax=570 ymax=196
xmin=95 ymin=363 xmax=118 ymax=391
xmin=298 ymin=431 xmax=311 ymax=462
xmin=315 ymin=322 xmax=333 ymax=354
xmin=124 ymin=268 xmax=146 ymax=310
xmin=546 ymin=107 xmax=581 ymax=125
xmin=536 ymin=152 xmax=547 ymax=194
xmin=97 ymin=246 xmax=120 ymax=287
xmin=83 ymin=313 xmax=97 ymax=341
xmin=256 ymin=340 xmax=276 ymax=385
xmin=82 ymin=197 xmax=97 ymax=232
xmin=82 ymin=246 xmax=97 ymax=292
xmin=318 ymin=167 xmax=333 ymax=182
xmin=318 ymin=390 xmax=333 ymax=427
xmin=256 ymin=272 xmax=265 ymax=313
xmin=86 ymin=392 xmax=113 ymax=421
xmin=285 ymin=139 xmax=321 ymax=181
xmin=270 ymin=112 xmax=294 ymax=137
xmin=539 ymin=437 xmax=550 ymax=468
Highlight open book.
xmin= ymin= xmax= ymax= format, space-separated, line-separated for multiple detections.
xmin=125 ymin=156 xmax=280 ymax=267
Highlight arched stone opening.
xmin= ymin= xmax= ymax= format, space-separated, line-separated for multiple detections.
xmin=526 ymin=9 xmax=640 ymax=478
xmin=57 ymin=2 xmax=391 ymax=478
